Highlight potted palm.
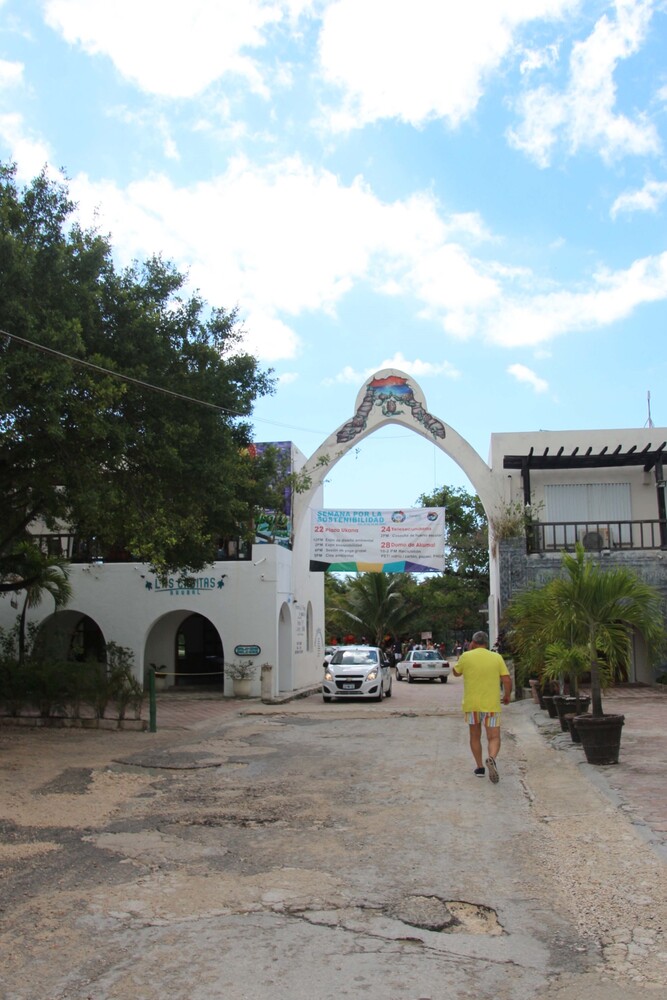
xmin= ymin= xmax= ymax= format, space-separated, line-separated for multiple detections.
xmin=550 ymin=545 xmax=664 ymax=764
xmin=225 ymin=659 xmax=257 ymax=698
xmin=542 ymin=642 xmax=592 ymax=737
xmin=503 ymin=543 xmax=665 ymax=763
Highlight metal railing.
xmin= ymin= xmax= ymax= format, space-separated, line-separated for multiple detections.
xmin=29 ymin=534 xmax=255 ymax=563
xmin=526 ymin=520 xmax=667 ymax=554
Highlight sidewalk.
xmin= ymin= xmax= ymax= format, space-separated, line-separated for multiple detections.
xmin=522 ymin=685 xmax=667 ymax=861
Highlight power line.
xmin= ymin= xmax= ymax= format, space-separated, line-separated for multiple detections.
xmin=0 ymin=328 xmax=324 ymax=435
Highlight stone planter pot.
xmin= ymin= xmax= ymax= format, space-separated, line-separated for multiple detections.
xmin=553 ymin=695 xmax=591 ymax=732
xmin=563 ymin=713 xmax=583 ymax=743
xmin=542 ymin=695 xmax=559 ymax=719
xmin=232 ymin=678 xmax=253 ymax=698
xmin=528 ymin=679 xmax=540 ymax=704
xmin=574 ymin=714 xmax=625 ymax=765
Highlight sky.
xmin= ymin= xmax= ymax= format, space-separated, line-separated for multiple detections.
xmin=1 ymin=0 xmax=667 ymax=511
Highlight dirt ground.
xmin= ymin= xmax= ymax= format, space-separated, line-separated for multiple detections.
xmin=1 ymin=689 xmax=666 ymax=1000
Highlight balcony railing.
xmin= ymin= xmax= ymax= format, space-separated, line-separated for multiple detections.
xmin=29 ymin=534 xmax=255 ymax=563
xmin=526 ymin=520 xmax=667 ymax=554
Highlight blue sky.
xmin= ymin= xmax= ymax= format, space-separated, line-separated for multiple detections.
xmin=2 ymin=0 xmax=667 ymax=510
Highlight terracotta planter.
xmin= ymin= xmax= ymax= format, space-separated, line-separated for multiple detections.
xmin=574 ymin=714 xmax=625 ymax=765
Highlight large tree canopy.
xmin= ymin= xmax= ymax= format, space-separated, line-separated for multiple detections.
xmin=0 ymin=163 xmax=277 ymax=586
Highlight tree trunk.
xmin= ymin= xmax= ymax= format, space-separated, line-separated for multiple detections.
xmin=589 ymin=632 xmax=603 ymax=717
xmin=18 ymin=592 xmax=28 ymax=667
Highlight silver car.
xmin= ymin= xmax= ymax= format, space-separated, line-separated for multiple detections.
xmin=322 ymin=646 xmax=393 ymax=702
xmin=396 ymin=649 xmax=450 ymax=683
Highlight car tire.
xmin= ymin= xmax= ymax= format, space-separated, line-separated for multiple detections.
xmin=407 ymin=672 xmax=413 ymax=683
xmin=386 ymin=680 xmax=392 ymax=698
xmin=396 ymin=669 xmax=402 ymax=681
xmin=376 ymin=683 xmax=384 ymax=702
xmin=440 ymin=676 xmax=448 ymax=684
xmin=323 ymin=695 xmax=332 ymax=702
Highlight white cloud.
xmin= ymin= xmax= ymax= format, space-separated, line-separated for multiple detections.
xmin=324 ymin=354 xmax=461 ymax=386
xmin=0 ymin=59 xmax=23 ymax=88
xmin=507 ymin=363 xmax=549 ymax=392
xmin=509 ymin=0 xmax=660 ymax=165
xmin=277 ymin=371 xmax=299 ymax=384
xmin=65 ymin=154 xmax=667 ymax=361
xmin=318 ymin=0 xmax=578 ymax=130
xmin=611 ymin=178 xmax=667 ymax=217
xmin=68 ymin=157 xmax=505 ymax=360
xmin=43 ymin=0 xmax=287 ymax=98
xmin=0 ymin=113 xmax=52 ymax=179
xmin=486 ymin=250 xmax=667 ymax=347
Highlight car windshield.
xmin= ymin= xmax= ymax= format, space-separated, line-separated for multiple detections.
xmin=414 ymin=651 xmax=441 ymax=661
xmin=332 ymin=650 xmax=379 ymax=666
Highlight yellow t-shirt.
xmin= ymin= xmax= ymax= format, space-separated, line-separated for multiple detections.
xmin=456 ymin=647 xmax=510 ymax=713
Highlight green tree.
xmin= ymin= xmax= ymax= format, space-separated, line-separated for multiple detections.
xmin=504 ymin=544 xmax=665 ymax=716
xmin=416 ymin=485 xmax=490 ymax=644
xmin=0 ymin=163 xmax=277 ymax=585
xmin=418 ymin=484 xmax=489 ymax=579
xmin=324 ymin=572 xmax=352 ymax=642
xmin=13 ymin=543 xmax=72 ymax=666
xmin=329 ymin=572 xmax=416 ymax=646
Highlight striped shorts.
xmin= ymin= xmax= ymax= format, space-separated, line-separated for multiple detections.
xmin=464 ymin=711 xmax=500 ymax=727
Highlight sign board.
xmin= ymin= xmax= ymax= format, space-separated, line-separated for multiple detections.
xmin=310 ymin=508 xmax=445 ymax=573
xmin=234 ymin=644 xmax=261 ymax=657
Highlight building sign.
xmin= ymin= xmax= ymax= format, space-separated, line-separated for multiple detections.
xmin=309 ymin=508 xmax=446 ymax=573
xmin=145 ymin=574 xmax=227 ymax=595
xmin=234 ymin=644 xmax=261 ymax=657
xmin=252 ymin=441 xmax=294 ymax=549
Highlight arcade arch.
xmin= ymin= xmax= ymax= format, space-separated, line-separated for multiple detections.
xmin=37 ymin=610 xmax=106 ymax=663
xmin=145 ymin=611 xmax=224 ymax=688
xmin=293 ymin=369 xmax=496 ymax=537
xmin=291 ymin=370 xmax=501 ymax=640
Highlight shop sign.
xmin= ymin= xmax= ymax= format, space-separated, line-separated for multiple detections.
xmin=234 ymin=644 xmax=261 ymax=657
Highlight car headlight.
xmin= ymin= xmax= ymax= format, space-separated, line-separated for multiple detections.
xmin=366 ymin=669 xmax=378 ymax=681
xmin=324 ymin=669 xmax=334 ymax=681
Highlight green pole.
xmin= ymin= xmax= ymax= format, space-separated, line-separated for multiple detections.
xmin=148 ymin=667 xmax=157 ymax=733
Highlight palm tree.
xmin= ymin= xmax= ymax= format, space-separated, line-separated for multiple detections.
xmin=331 ymin=572 xmax=415 ymax=647
xmin=550 ymin=544 xmax=664 ymax=717
xmin=505 ymin=544 xmax=664 ymax=718
xmin=14 ymin=543 xmax=72 ymax=666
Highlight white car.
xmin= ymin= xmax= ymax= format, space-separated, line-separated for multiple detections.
xmin=396 ymin=649 xmax=450 ymax=683
xmin=322 ymin=646 xmax=393 ymax=702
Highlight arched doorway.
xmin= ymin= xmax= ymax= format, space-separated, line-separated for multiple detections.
xmin=278 ymin=603 xmax=292 ymax=692
xmin=37 ymin=610 xmax=106 ymax=663
xmin=175 ymin=613 xmax=224 ymax=687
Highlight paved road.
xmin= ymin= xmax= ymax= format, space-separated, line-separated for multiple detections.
xmin=1 ymin=677 xmax=665 ymax=1000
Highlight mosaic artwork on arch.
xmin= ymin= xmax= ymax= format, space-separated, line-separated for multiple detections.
xmin=336 ymin=374 xmax=446 ymax=444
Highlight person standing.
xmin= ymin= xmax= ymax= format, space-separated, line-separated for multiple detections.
xmin=452 ymin=630 xmax=511 ymax=783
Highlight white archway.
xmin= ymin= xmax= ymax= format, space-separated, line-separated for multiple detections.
xmin=293 ymin=369 xmax=495 ymax=537
xmin=291 ymin=369 xmax=502 ymax=644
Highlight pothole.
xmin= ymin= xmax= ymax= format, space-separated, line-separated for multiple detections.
xmin=387 ymin=895 xmax=503 ymax=935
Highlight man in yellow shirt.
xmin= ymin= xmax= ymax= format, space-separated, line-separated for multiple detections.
xmin=452 ymin=631 xmax=511 ymax=783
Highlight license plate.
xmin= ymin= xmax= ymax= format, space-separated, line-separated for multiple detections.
xmin=342 ymin=683 xmax=356 ymax=690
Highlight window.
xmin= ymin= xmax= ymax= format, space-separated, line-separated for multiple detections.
xmin=544 ymin=484 xmax=631 ymax=546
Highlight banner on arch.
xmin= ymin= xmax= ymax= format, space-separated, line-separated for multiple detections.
xmin=309 ymin=507 xmax=445 ymax=573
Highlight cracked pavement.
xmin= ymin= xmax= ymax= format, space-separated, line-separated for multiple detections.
xmin=1 ymin=683 xmax=666 ymax=999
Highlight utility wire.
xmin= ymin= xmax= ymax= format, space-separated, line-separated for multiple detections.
xmin=0 ymin=328 xmax=324 ymax=435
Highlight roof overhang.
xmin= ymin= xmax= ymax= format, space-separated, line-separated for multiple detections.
xmin=503 ymin=441 xmax=667 ymax=474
